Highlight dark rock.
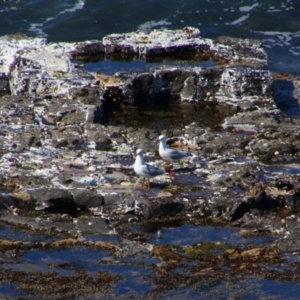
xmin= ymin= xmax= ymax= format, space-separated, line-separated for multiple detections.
xmin=247 ymin=193 xmax=278 ymax=211
xmin=230 ymin=188 xmax=279 ymax=221
xmin=73 ymin=190 xmax=104 ymax=208
xmin=142 ymin=201 xmax=184 ymax=219
xmin=132 ymin=73 xmax=155 ymax=105
xmin=154 ymin=69 xmax=196 ymax=97
xmin=70 ymin=86 xmax=104 ymax=105
xmin=27 ymin=187 xmax=74 ymax=209
xmin=73 ymin=42 xmax=105 ymax=58
xmin=75 ymin=216 xmax=112 ymax=234
xmin=93 ymin=104 xmax=106 ymax=124
xmin=0 ymin=192 xmax=34 ymax=211
xmin=275 ymin=180 xmax=294 ymax=191
xmin=293 ymin=196 xmax=300 ymax=209
xmin=95 ymin=137 xmax=112 ymax=151
xmin=230 ymin=200 xmax=250 ymax=221
xmin=101 ymin=193 xmax=124 ymax=212
xmin=277 ymin=229 xmax=300 ymax=252
xmin=51 ymin=125 xmax=85 ymax=150
xmin=0 ymin=73 xmax=10 ymax=96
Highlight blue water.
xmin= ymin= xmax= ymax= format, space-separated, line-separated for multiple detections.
xmin=133 ymin=223 xmax=275 ymax=246
xmin=23 ymin=248 xmax=107 ymax=272
xmin=77 ymin=58 xmax=217 ymax=75
xmin=0 ymin=0 xmax=300 ymax=75
xmin=22 ymin=248 xmax=153 ymax=295
xmin=0 ymin=227 xmax=297 ymax=299
xmin=0 ymin=225 xmax=59 ymax=242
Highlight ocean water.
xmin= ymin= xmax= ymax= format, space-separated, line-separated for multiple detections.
xmin=0 ymin=0 xmax=299 ymax=74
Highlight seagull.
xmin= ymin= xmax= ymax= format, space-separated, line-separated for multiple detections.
xmin=133 ymin=148 xmax=166 ymax=189
xmin=158 ymin=135 xmax=189 ymax=173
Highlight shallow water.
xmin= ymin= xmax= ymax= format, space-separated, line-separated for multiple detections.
xmin=0 ymin=223 xmax=300 ymax=298
xmin=132 ymin=223 xmax=275 ymax=246
xmin=1 ymin=1 xmax=300 ymax=298
xmin=77 ymin=58 xmax=217 ymax=75
xmin=0 ymin=224 xmax=59 ymax=243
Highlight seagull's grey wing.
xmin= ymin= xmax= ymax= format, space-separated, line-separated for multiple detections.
xmin=166 ymin=148 xmax=189 ymax=160
xmin=144 ymin=163 xmax=165 ymax=176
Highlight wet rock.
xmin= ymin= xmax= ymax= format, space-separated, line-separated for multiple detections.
xmin=214 ymin=36 xmax=267 ymax=60
xmin=229 ymin=188 xmax=279 ymax=221
xmin=94 ymin=64 xmax=272 ymax=105
xmin=73 ymin=41 xmax=105 ymax=59
xmin=0 ymin=239 xmax=22 ymax=249
xmin=247 ymin=192 xmax=278 ymax=212
xmin=28 ymin=188 xmax=75 ymax=211
xmin=100 ymin=27 xmax=266 ymax=63
xmin=230 ymin=200 xmax=250 ymax=221
xmin=142 ymin=200 xmax=185 ymax=219
xmin=100 ymin=193 xmax=125 ymax=213
xmin=75 ymin=217 xmax=112 ymax=235
xmin=218 ymin=63 xmax=272 ymax=99
xmin=0 ymin=28 xmax=300 ymax=252
xmin=0 ymin=73 xmax=10 ymax=96
xmin=115 ymin=239 xmax=153 ymax=257
xmin=0 ymin=191 xmax=34 ymax=211
xmin=51 ymin=238 xmax=80 ymax=248
xmin=277 ymin=228 xmax=300 ymax=252
xmin=0 ymin=28 xmax=271 ymax=105
xmin=73 ymin=190 xmax=103 ymax=208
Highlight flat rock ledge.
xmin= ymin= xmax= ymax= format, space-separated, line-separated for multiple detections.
xmin=0 ymin=27 xmax=271 ymax=103
xmin=0 ymin=27 xmax=300 ymax=252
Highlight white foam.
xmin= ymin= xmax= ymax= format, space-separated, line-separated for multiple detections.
xmin=138 ymin=19 xmax=172 ymax=31
xmin=230 ymin=15 xmax=249 ymax=25
xmin=28 ymin=0 xmax=85 ymax=38
xmin=57 ymin=0 xmax=85 ymax=16
xmin=263 ymin=38 xmax=277 ymax=43
xmin=289 ymin=49 xmax=300 ymax=56
xmin=45 ymin=17 xmax=54 ymax=23
xmin=256 ymin=30 xmax=300 ymax=50
xmin=267 ymin=9 xmax=282 ymax=12
xmin=239 ymin=3 xmax=259 ymax=12
xmin=29 ymin=23 xmax=48 ymax=38
xmin=0 ymin=6 xmax=17 ymax=13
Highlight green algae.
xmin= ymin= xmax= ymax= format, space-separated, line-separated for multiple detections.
xmin=185 ymin=241 xmax=234 ymax=256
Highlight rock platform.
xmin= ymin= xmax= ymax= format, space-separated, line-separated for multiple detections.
xmin=0 ymin=27 xmax=300 ymax=252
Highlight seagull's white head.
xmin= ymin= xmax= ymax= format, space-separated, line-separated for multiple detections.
xmin=136 ymin=148 xmax=144 ymax=155
xmin=158 ymin=135 xmax=166 ymax=141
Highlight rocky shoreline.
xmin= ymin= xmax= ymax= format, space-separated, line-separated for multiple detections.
xmin=1 ymin=27 xmax=300 ymax=298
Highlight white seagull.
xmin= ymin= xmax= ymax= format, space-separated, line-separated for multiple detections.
xmin=133 ymin=148 xmax=166 ymax=189
xmin=158 ymin=135 xmax=189 ymax=172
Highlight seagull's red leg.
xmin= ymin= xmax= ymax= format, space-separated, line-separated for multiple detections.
xmin=164 ymin=161 xmax=172 ymax=171
xmin=165 ymin=161 xmax=175 ymax=175
xmin=168 ymin=170 xmax=175 ymax=176
xmin=139 ymin=177 xmax=145 ymax=189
